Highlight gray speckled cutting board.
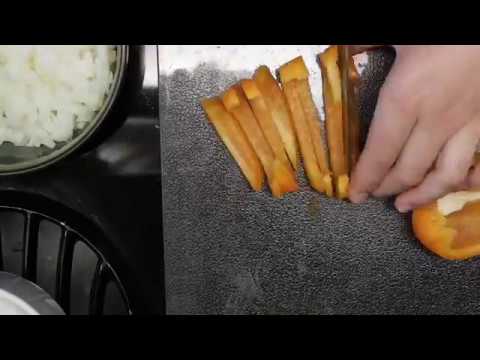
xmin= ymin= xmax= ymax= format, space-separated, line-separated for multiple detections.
xmin=159 ymin=45 xmax=480 ymax=315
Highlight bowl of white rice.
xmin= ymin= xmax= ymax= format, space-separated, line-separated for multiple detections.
xmin=0 ymin=45 xmax=129 ymax=174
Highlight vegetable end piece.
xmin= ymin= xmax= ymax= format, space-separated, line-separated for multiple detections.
xmin=337 ymin=175 xmax=350 ymax=200
xmin=278 ymin=56 xmax=310 ymax=84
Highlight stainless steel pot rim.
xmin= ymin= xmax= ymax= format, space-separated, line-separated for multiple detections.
xmin=0 ymin=45 xmax=130 ymax=176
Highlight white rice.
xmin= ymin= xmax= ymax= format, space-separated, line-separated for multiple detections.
xmin=0 ymin=45 xmax=117 ymax=148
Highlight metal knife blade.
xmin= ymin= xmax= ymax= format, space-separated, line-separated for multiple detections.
xmin=338 ymin=45 xmax=361 ymax=173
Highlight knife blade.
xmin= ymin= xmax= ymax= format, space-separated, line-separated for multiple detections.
xmin=338 ymin=45 xmax=361 ymax=174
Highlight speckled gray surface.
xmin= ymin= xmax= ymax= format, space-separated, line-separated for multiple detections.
xmin=159 ymin=45 xmax=480 ymax=315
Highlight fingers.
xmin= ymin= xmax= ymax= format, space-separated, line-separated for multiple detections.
xmin=395 ymin=119 xmax=480 ymax=212
xmin=349 ymin=70 xmax=418 ymax=203
xmin=372 ymin=114 xmax=460 ymax=197
xmin=373 ymin=103 xmax=474 ymax=198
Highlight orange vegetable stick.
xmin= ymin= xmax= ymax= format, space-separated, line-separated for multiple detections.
xmin=320 ymin=46 xmax=347 ymax=179
xmin=254 ymin=66 xmax=299 ymax=171
xmin=202 ymin=98 xmax=264 ymax=192
xmin=279 ymin=56 xmax=333 ymax=195
xmin=324 ymin=174 xmax=334 ymax=197
xmin=270 ymin=158 xmax=299 ymax=197
xmin=297 ymin=80 xmax=331 ymax=174
xmin=349 ymin=57 xmax=361 ymax=84
xmin=337 ymin=175 xmax=350 ymax=200
xmin=279 ymin=56 xmax=309 ymax=84
xmin=222 ymin=86 xmax=274 ymax=169
xmin=283 ymin=80 xmax=325 ymax=193
xmin=240 ymin=79 xmax=291 ymax=169
xmin=320 ymin=46 xmax=352 ymax=200
xmin=222 ymin=86 xmax=297 ymax=198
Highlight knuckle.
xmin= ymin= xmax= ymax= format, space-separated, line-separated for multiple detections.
xmin=380 ymin=78 xmax=417 ymax=114
xmin=396 ymin=171 xmax=423 ymax=188
xmin=371 ymin=157 xmax=393 ymax=174
xmin=441 ymin=171 xmax=465 ymax=189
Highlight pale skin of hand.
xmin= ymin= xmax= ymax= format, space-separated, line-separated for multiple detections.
xmin=348 ymin=45 xmax=480 ymax=212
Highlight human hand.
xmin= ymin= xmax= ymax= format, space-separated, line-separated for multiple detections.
xmin=348 ymin=45 xmax=480 ymax=212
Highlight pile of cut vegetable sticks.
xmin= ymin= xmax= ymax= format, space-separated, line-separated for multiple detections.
xmin=202 ymin=45 xmax=361 ymax=200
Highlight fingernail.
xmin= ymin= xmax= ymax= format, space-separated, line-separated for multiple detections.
xmin=350 ymin=192 xmax=369 ymax=204
xmin=396 ymin=204 xmax=411 ymax=213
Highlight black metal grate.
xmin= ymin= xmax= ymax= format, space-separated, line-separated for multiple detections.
xmin=0 ymin=201 xmax=132 ymax=315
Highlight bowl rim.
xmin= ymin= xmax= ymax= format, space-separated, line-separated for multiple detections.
xmin=0 ymin=45 xmax=130 ymax=175
xmin=0 ymin=271 xmax=65 ymax=315
xmin=0 ymin=288 xmax=39 ymax=315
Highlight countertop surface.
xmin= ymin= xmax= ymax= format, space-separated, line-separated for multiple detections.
xmin=160 ymin=45 xmax=480 ymax=315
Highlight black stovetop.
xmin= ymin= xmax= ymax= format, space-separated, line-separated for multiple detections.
xmin=0 ymin=45 xmax=164 ymax=315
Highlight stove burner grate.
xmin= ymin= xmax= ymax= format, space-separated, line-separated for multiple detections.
xmin=0 ymin=192 xmax=131 ymax=315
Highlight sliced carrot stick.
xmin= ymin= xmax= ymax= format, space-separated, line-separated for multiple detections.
xmin=201 ymin=98 xmax=264 ymax=192
xmin=222 ymin=85 xmax=274 ymax=170
xmin=320 ymin=46 xmax=349 ymax=200
xmin=222 ymin=86 xmax=297 ymax=198
xmin=222 ymin=85 xmax=242 ymax=110
xmin=320 ymin=46 xmax=347 ymax=177
xmin=270 ymin=158 xmax=299 ymax=197
xmin=320 ymin=46 xmax=343 ymax=105
xmin=296 ymin=79 xmax=331 ymax=175
xmin=337 ymin=175 xmax=350 ymax=200
xmin=253 ymin=66 xmax=299 ymax=170
xmin=240 ymin=79 xmax=291 ymax=169
xmin=278 ymin=56 xmax=309 ymax=84
xmin=323 ymin=173 xmax=334 ymax=198
xmin=283 ymin=80 xmax=325 ymax=193
xmin=349 ymin=57 xmax=361 ymax=84
xmin=279 ymin=56 xmax=333 ymax=195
